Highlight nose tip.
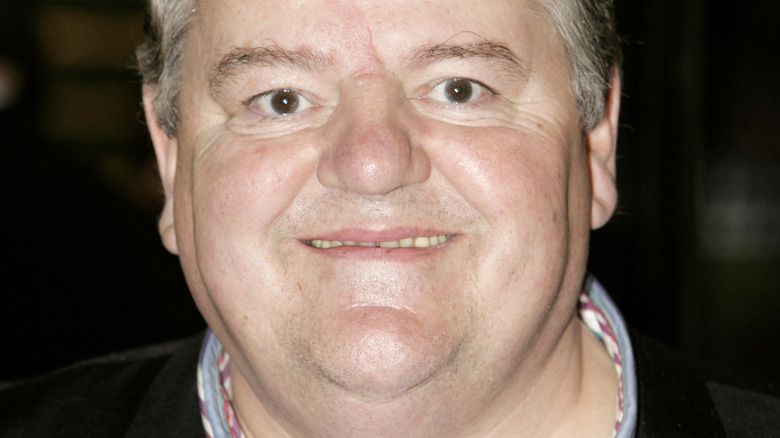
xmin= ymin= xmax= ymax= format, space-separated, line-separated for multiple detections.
xmin=320 ymin=123 xmax=425 ymax=195
xmin=317 ymin=80 xmax=430 ymax=195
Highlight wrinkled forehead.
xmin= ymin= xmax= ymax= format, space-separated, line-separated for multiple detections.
xmin=185 ymin=0 xmax=563 ymax=72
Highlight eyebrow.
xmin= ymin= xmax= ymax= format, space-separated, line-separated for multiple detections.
xmin=208 ymin=40 xmax=527 ymax=95
xmin=209 ymin=44 xmax=332 ymax=91
xmin=407 ymin=40 xmax=528 ymax=79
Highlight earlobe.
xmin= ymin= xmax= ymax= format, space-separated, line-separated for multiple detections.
xmin=587 ymin=67 xmax=621 ymax=230
xmin=143 ymin=85 xmax=179 ymax=254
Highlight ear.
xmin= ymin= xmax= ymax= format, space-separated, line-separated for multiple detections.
xmin=586 ymin=67 xmax=621 ymax=230
xmin=143 ymin=85 xmax=179 ymax=254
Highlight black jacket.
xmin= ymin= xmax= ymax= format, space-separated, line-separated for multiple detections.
xmin=632 ymin=333 xmax=780 ymax=437
xmin=0 ymin=334 xmax=203 ymax=437
xmin=1 ymin=332 xmax=778 ymax=437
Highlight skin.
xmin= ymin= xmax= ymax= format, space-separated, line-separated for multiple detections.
xmin=144 ymin=0 xmax=622 ymax=436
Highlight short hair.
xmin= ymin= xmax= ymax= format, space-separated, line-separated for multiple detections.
xmin=540 ymin=0 xmax=621 ymax=130
xmin=136 ymin=0 xmax=194 ymax=138
xmin=136 ymin=0 xmax=621 ymax=137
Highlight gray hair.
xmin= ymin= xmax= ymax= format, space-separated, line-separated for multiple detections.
xmin=136 ymin=0 xmax=195 ymax=138
xmin=136 ymin=0 xmax=620 ymax=137
xmin=539 ymin=0 xmax=621 ymax=130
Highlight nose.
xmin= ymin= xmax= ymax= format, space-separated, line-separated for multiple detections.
xmin=317 ymin=76 xmax=431 ymax=195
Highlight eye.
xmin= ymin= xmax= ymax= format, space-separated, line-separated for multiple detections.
xmin=428 ymin=78 xmax=490 ymax=104
xmin=250 ymin=88 xmax=313 ymax=116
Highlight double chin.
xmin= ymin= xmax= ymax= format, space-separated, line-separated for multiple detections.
xmin=305 ymin=305 xmax=464 ymax=400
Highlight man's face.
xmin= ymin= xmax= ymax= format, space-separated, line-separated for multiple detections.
xmin=149 ymin=0 xmax=617 ymax=427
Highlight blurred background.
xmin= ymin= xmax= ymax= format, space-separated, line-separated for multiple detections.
xmin=1 ymin=0 xmax=779 ymax=387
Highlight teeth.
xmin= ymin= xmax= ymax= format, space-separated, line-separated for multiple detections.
xmin=380 ymin=240 xmax=400 ymax=248
xmin=309 ymin=235 xmax=451 ymax=249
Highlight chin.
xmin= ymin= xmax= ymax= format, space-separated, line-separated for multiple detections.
xmin=306 ymin=306 xmax=463 ymax=399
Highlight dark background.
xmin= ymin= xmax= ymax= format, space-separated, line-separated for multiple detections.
xmin=2 ymin=0 xmax=779 ymax=386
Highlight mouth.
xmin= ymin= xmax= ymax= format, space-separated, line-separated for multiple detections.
xmin=305 ymin=234 xmax=453 ymax=249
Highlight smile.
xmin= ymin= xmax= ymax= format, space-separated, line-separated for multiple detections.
xmin=307 ymin=235 xmax=452 ymax=249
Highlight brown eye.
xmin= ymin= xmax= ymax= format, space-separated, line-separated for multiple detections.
xmin=253 ymin=88 xmax=312 ymax=116
xmin=428 ymin=78 xmax=488 ymax=105
xmin=269 ymin=89 xmax=299 ymax=114
xmin=444 ymin=79 xmax=473 ymax=103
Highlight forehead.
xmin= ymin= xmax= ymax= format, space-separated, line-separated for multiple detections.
xmin=189 ymin=0 xmax=559 ymax=71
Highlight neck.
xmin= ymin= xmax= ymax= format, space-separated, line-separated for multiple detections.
xmin=231 ymin=318 xmax=618 ymax=438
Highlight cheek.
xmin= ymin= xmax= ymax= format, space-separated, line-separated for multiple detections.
xmin=193 ymin=136 xmax=317 ymax=234
xmin=423 ymin=122 xmax=582 ymax=308
xmin=181 ymin=134 xmax=318 ymax=313
xmin=427 ymin=124 xmax=571 ymax=225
